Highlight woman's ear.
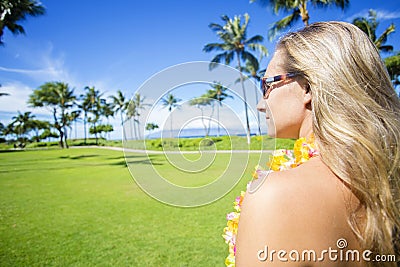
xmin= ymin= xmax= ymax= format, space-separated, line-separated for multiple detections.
xmin=304 ymin=84 xmax=312 ymax=109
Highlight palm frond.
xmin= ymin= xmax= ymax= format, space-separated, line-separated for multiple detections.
xmin=209 ymin=52 xmax=229 ymax=70
xmin=203 ymin=43 xmax=225 ymax=53
xmin=240 ymin=13 xmax=250 ymax=38
xmin=244 ymin=35 xmax=264 ymax=45
xmin=268 ymin=10 xmax=300 ymax=40
xmin=247 ymin=43 xmax=268 ymax=58
xmin=209 ymin=23 xmax=224 ymax=32
xmin=311 ymin=0 xmax=349 ymax=10
xmin=379 ymin=45 xmax=394 ymax=53
xmin=353 ymin=17 xmax=375 ymax=41
xmin=273 ymin=0 xmax=298 ymax=14
xmin=241 ymin=51 xmax=258 ymax=70
xmin=221 ymin=15 xmax=231 ymax=24
xmin=375 ymin=23 xmax=395 ymax=50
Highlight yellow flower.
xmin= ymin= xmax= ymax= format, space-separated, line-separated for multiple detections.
xmin=293 ymin=135 xmax=318 ymax=165
xmin=225 ymin=253 xmax=235 ymax=267
xmin=267 ymin=149 xmax=289 ymax=171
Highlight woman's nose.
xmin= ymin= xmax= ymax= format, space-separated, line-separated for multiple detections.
xmin=256 ymin=98 xmax=267 ymax=113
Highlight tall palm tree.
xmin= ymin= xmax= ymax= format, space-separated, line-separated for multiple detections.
xmin=132 ymin=93 xmax=148 ymax=140
xmin=100 ymin=101 xmax=114 ymax=140
xmin=78 ymin=94 xmax=91 ymax=144
xmin=204 ymin=13 xmax=267 ymax=144
xmin=353 ymin=10 xmax=396 ymax=53
xmin=189 ymin=96 xmax=213 ymax=136
xmin=161 ymin=93 xmax=181 ymax=138
xmin=66 ymin=110 xmax=81 ymax=140
xmin=109 ymin=90 xmax=128 ymax=139
xmin=0 ymin=0 xmax=45 ymax=44
xmin=241 ymin=59 xmax=263 ymax=135
xmin=82 ymin=86 xmax=103 ymax=145
xmin=206 ymin=82 xmax=233 ymax=137
xmin=126 ymin=101 xmax=137 ymax=140
xmin=28 ymin=82 xmax=76 ymax=148
xmin=251 ymin=0 xmax=349 ymax=39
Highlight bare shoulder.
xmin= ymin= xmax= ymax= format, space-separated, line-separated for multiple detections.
xmin=235 ymin=156 xmax=362 ymax=266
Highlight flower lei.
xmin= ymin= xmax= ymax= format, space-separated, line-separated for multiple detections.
xmin=222 ymin=136 xmax=319 ymax=267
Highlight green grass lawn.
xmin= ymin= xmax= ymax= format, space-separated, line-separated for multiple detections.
xmin=0 ymin=148 xmax=268 ymax=266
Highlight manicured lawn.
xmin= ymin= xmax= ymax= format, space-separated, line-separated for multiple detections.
xmin=0 ymin=148 xmax=268 ymax=266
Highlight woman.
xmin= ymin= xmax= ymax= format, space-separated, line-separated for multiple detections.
xmin=235 ymin=22 xmax=400 ymax=266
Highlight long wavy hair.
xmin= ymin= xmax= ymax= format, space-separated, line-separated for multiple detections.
xmin=277 ymin=21 xmax=400 ymax=266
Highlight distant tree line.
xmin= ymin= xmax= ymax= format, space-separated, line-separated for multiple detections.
xmin=0 ymin=83 xmax=147 ymax=148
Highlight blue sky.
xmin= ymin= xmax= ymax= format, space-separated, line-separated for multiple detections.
xmin=1 ymin=0 xmax=399 ymax=140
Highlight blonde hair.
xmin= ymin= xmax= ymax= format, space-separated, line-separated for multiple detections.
xmin=277 ymin=21 xmax=400 ymax=266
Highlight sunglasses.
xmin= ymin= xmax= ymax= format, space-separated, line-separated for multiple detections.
xmin=260 ymin=73 xmax=298 ymax=99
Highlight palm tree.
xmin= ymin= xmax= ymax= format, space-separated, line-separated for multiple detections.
xmin=250 ymin=0 xmax=349 ymax=39
xmin=100 ymin=101 xmax=114 ymax=140
xmin=241 ymin=59 xmax=263 ymax=135
xmin=353 ymin=10 xmax=396 ymax=53
xmin=10 ymin=111 xmax=35 ymax=142
xmin=66 ymin=110 xmax=81 ymax=140
xmin=28 ymin=82 xmax=76 ymax=148
xmin=206 ymin=82 xmax=233 ymax=137
xmin=384 ymin=52 xmax=400 ymax=88
xmin=30 ymin=119 xmax=50 ymax=142
xmin=126 ymin=101 xmax=137 ymax=140
xmin=82 ymin=86 xmax=103 ymax=145
xmin=204 ymin=13 xmax=267 ymax=144
xmin=161 ymin=93 xmax=181 ymax=138
xmin=0 ymin=0 xmax=45 ymax=44
xmin=109 ymin=90 xmax=128 ymax=139
xmin=132 ymin=93 xmax=148 ymax=140
xmin=78 ymin=94 xmax=91 ymax=144
xmin=189 ymin=96 xmax=213 ymax=136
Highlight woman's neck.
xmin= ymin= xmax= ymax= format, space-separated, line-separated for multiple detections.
xmin=299 ymin=112 xmax=313 ymax=139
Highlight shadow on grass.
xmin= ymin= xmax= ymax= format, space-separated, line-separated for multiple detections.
xmin=109 ymin=155 xmax=164 ymax=167
xmin=0 ymin=150 xmax=25 ymax=153
xmin=59 ymin=154 xmax=100 ymax=160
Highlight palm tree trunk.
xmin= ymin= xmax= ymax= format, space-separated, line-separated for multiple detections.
xmin=64 ymin=126 xmax=69 ymax=148
xmin=120 ymin=112 xmax=126 ymax=141
xmin=53 ymin=108 xmax=64 ymax=148
xmin=136 ymin=117 xmax=141 ymax=140
xmin=83 ymin=113 xmax=87 ymax=144
xmin=237 ymin=51 xmax=251 ymax=144
xmin=74 ymin=120 xmax=77 ymax=139
xmin=170 ymin=113 xmax=173 ymax=138
xmin=207 ymin=101 xmax=215 ymax=136
xmin=129 ymin=118 xmax=134 ymax=140
xmin=133 ymin=118 xmax=137 ymax=140
xmin=200 ymin=107 xmax=208 ymax=136
xmin=299 ymin=0 xmax=309 ymax=26
xmin=94 ymin=121 xmax=98 ymax=145
xmin=217 ymin=95 xmax=221 ymax=137
xmin=254 ymin=78 xmax=261 ymax=136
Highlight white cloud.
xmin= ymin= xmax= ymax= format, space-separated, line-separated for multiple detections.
xmin=0 ymin=81 xmax=51 ymax=115
xmin=376 ymin=10 xmax=400 ymax=20
xmin=346 ymin=9 xmax=400 ymax=22
xmin=0 ymin=82 xmax=35 ymax=113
